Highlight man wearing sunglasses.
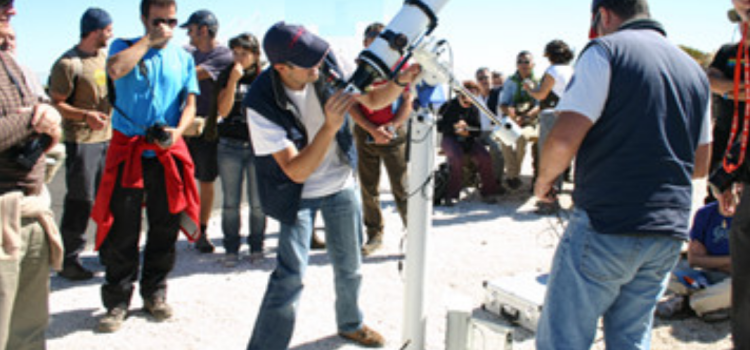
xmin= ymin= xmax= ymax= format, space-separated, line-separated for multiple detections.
xmin=0 ymin=0 xmax=66 ymax=349
xmin=180 ymin=9 xmax=233 ymax=255
xmin=499 ymin=51 xmax=540 ymax=192
xmin=534 ymin=0 xmax=711 ymax=349
xmin=244 ymin=21 xmax=420 ymax=350
xmin=91 ymin=0 xmax=200 ymax=333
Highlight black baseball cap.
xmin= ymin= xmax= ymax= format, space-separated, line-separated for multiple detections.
xmin=180 ymin=10 xmax=218 ymax=29
xmin=263 ymin=21 xmax=329 ymax=69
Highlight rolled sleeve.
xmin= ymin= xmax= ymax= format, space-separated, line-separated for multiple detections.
xmin=247 ymin=107 xmax=294 ymax=156
xmin=555 ymin=45 xmax=611 ymax=124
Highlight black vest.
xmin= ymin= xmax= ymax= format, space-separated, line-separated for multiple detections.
xmin=243 ymin=55 xmax=356 ymax=224
xmin=573 ymin=19 xmax=709 ymax=237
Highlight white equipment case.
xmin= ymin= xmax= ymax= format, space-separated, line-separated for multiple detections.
xmin=482 ymin=273 xmax=548 ymax=333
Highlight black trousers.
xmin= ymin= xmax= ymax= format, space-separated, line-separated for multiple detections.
xmin=60 ymin=141 xmax=108 ymax=266
xmin=99 ymin=157 xmax=181 ymax=310
xmin=731 ymin=183 xmax=750 ymax=350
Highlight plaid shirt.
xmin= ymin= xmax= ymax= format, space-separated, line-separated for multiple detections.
xmin=0 ymin=51 xmax=43 ymax=195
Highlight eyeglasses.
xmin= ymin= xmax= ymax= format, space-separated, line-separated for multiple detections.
xmin=517 ymin=60 xmax=531 ymax=65
xmin=152 ymin=18 xmax=178 ymax=27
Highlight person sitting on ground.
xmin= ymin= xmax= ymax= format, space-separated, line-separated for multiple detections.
xmin=656 ymin=184 xmax=738 ymax=322
xmin=437 ymin=81 xmax=500 ymax=206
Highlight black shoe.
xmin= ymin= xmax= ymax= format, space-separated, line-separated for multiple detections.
xmin=58 ymin=263 xmax=94 ymax=281
xmin=506 ymin=178 xmax=522 ymax=190
xmin=534 ymin=201 xmax=560 ymax=215
xmin=495 ymin=185 xmax=507 ymax=196
xmin=194 ymin=233 xmax=215 ymax=253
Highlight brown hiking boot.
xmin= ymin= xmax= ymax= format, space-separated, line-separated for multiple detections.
xmin=362 ymin=233 xmax=383 ymax=256
xmin=339 ymin=324 xmax=385 ymax=348
xmin=143 ymin=297 xmax=173 ymax=321
xmin=97 ymin=306 xmax=127 ymax=333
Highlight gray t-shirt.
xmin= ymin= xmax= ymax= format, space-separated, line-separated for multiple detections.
xmin=186 ymin=44 xmax=233 ymax=116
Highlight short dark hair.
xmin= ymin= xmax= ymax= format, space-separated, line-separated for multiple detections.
xmin=475 ymin=67 xmax=489 ymax=77
xmin=595 ymin=0 xmax=650 ymax=20
xmin=140 ymin=0 xmax=176 ymax=18
xmin=544 ymin=40 xmax=574 ymax=65
xmin=462 ymin=80 xmax=480 ymax=92
xmin=517 ymin=51 xmax=532 ymax=60
xmin=364 ymin=22 xmax=384 ymax=40
xmin=229 ymin=32 xmax=260 ymax=55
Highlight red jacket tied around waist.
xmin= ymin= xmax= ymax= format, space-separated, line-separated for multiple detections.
xmin=91 ymin=130 xmax=200 ymax=250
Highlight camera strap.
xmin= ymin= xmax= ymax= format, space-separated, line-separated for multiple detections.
xmin=725 ymin=22 xmax=750 ymax=174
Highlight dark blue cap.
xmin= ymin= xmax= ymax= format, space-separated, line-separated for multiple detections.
xmin=80 ymin=7 xmax=112 ymax=37
xmin=180 ymin=9 xmax=218 ymax=29
xmin=263 ymin=21 xmax=330 ymax=69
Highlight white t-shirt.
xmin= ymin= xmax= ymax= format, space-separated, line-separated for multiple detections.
xmin=545 ymin=64 xmax=574 ymax=102
xmin=556 ymin=42 xmax=711 ymax=145
xmin=247 ymin=83 xmax=354 ymax=199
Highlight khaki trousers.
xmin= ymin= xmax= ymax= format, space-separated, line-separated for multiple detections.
xmin=0 ymin=219 xmax=49 ymax=350
xmin=353 ymin=125 xmax=408 ymax=237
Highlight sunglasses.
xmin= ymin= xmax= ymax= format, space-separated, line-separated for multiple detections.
xmin=477 ymin=75 xmax=489 ymax=81
xmin=152 ymin=18 xmax=178 ymax=27
xmin=517 ymin=60 xmax=531 ymax=65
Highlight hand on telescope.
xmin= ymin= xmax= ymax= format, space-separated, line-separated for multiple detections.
xmin=396 ymin=64 xmax=422 ymax=86
xmin=323 ymin=90 xmax=357 ymax=132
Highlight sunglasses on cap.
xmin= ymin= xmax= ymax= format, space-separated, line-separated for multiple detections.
xmin=152 ymin=18 xmax=178 ymax=27
xmin=589 ymin=9 xmax=602 ymax=39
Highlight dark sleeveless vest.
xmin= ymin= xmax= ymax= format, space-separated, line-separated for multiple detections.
xmin=573 ymin=19 xmax=709 ymax=238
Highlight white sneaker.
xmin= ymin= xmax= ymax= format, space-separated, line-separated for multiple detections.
xmin=655 ymin=295 xmax=686 ymax=319
xmin=224 ymin=253 xmax=240 ymax=268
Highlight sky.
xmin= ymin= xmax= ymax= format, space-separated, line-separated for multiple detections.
xmin=9 ymin=0 xmax=741 ymax=83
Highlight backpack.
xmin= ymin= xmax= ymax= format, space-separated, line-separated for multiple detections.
xmin=433 ymin=162 xmax=450 ymax=206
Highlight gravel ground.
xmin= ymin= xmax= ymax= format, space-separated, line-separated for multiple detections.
xmin=45 ymin=171 xmax=732 ymax=349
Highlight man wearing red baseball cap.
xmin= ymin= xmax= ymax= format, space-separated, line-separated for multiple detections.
xmin=243 ymin=21 xmax=420 ymax=349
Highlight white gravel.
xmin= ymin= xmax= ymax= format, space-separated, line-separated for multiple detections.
xmin=46 ymin=170 xmax=732 ymax=349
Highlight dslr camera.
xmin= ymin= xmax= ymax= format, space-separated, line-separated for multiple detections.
xmin=709 ymin=142 xmax=743 ymax=194
xmin=15 ymin=134 xmax=52 ymax=170
xmin=145 ymin=121 xmax=173 ymax=148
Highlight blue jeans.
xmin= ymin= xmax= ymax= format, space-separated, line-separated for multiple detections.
xmin=536 ymin=208 xmax=682 ymax=350
xmin=217 ymin=138 xmax=267 ymax=254
xmin=247 ymin=186 xmax=364 ymax=350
